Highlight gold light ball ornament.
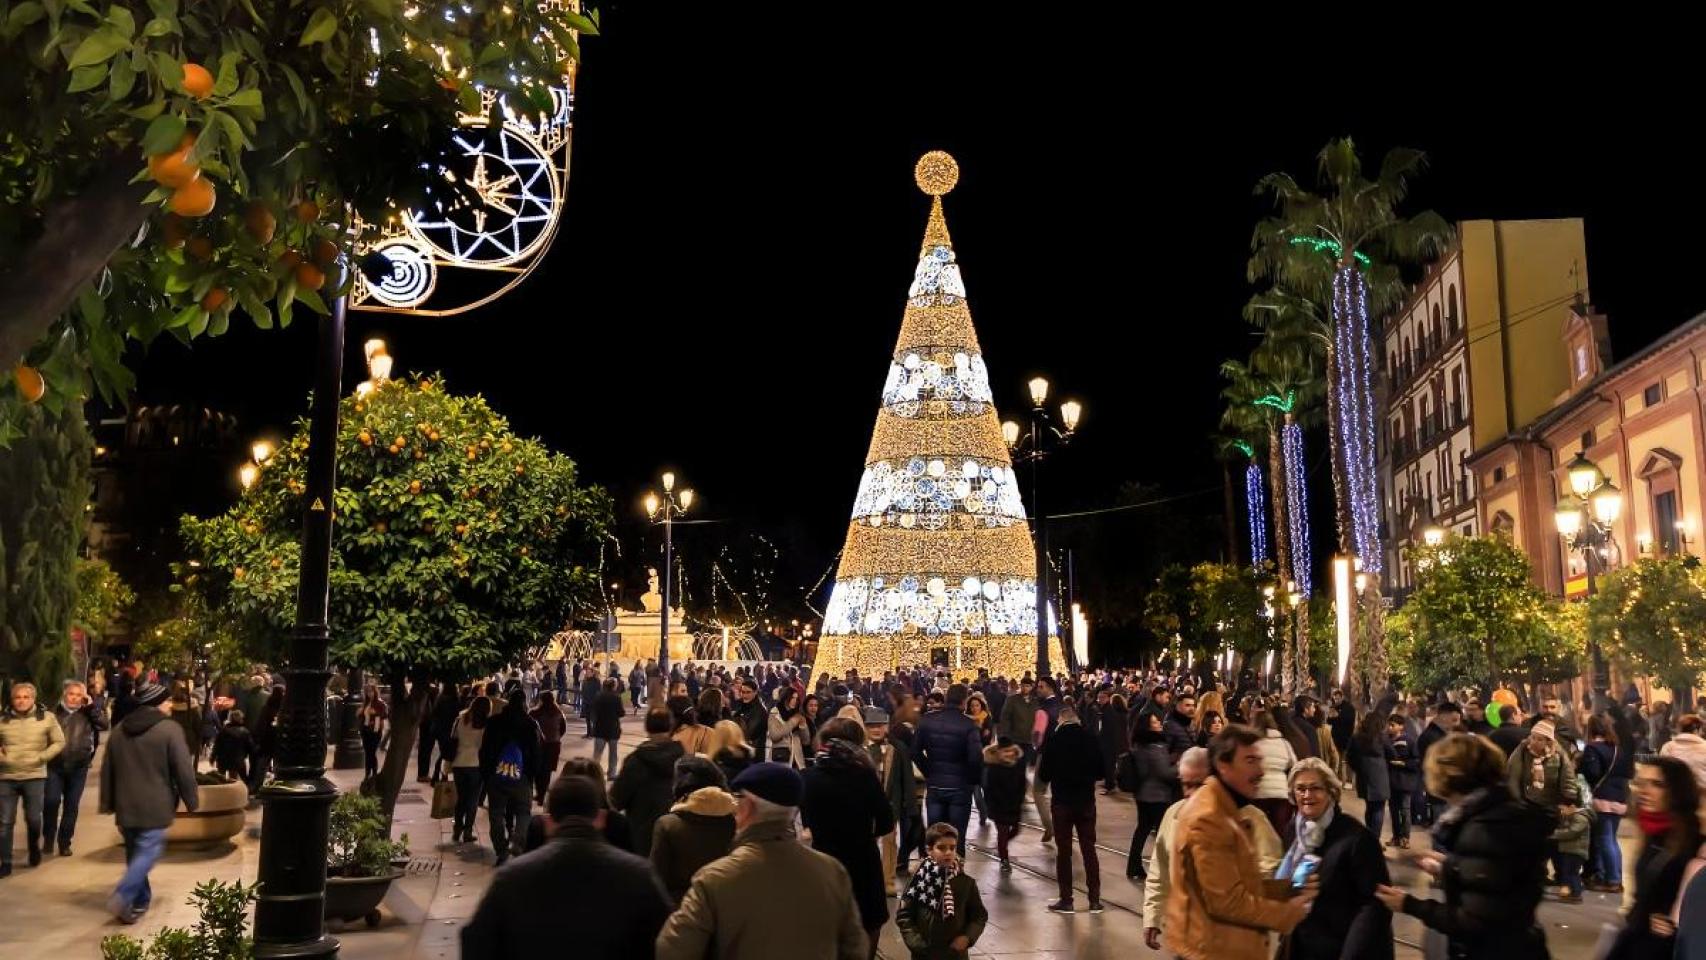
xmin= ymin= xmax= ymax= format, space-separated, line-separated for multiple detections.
xmin=914 ymin=151 xmax=959 ymax=196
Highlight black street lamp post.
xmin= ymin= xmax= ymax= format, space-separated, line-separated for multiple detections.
xmin=253 ymin=292 xmax=345 ymax=957
xmin=643 ymin=473 xmax=693 ymax=704
xmin=1003 ymin=379 xmax=1081 ymax=681
xmin=1553 ymin=451 xmax=1623 ymax=695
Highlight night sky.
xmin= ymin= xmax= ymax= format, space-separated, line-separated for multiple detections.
xmin=118 ymin=11 xmax=1706 ymax=659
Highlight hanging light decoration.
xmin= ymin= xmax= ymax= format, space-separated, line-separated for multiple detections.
xmin=1282 ymin=420 xmax=1312 ymax=595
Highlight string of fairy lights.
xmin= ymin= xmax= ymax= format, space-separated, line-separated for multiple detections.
xmin=1282 ymin=420 xmax=1312 ymax=595
xmin=1246 ymin=461 xmax=1270 ymax=566
xmin=1333 ymin=265 xmax=1384 ymax=575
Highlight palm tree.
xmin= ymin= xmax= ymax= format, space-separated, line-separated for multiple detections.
xmin=1221 ymin=324 xmax=1322 ymax=695
xmin=1248 ymin=138 xmax=1450 ymax=700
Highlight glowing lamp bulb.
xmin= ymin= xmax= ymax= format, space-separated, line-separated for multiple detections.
xmin=1554 ymin=499 xmax=1584 ymax=538
xmin=1422 ymin=526 xmax=1444 ymax=547
xmin=644 ymin=493 xmax=660 ymax=518
xmin=1028 ymin=376 xmax=1050 ymax=407
xmin=368 ymin=351 xmax=394 ymax=382
xmin=238 ymin=462 xmax=259 ymax=490
xmin=662 ymin=472 xmax=675 ymax=493
xmin=1566 ymin=452 xmax=1603 ymax=498
xmin=251 ymin=440 xmax=274 ymax=464
xmin=1001 ymin=420 xmax=1020 ymax=447
xmin=1060 ymin=400 xmax=1082 ymax=433
xmin=679 ymin=489 xmax=694 ymax=511
xmin=363 ymin=338 xmax=388 ymax=361
xmin=1591 ymin=481 xmax=1622 ymax=524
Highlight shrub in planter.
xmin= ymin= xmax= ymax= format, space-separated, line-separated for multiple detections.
xmin=327 ymin=792 xmax=408 ymax=878
xmin=100 ymin=879 xmax=259 ymax=960
xmin=325 ymin=792 xmax=409 ymax=929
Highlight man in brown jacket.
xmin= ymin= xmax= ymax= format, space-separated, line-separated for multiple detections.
xmin=1165 ymin=724 xmax=1313 ymax=960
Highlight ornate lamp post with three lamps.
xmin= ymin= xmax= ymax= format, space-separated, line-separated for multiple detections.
xmin=1002 ymin=377 xmax=1081 ymax=680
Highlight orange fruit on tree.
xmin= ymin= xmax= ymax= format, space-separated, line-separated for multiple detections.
xmin=293 ymin=261 xmax=325 ymax=291
xmin=201 ymin=287 xmax=229 ymax=312
xmin=312 ymin=237 xmax=339 ymax=268
xmin=279 ymin=249 xmax=303 ymax=269
xmin=12 ymin=365 xmax=46 ymax=403
xmin=409 ymin=480 xmax=423 ymax=494
xmin=169 ymin=177 xmax=217 ymax=217
xmin=294 ymin=200 xmax=319 ymax=223
xmin=185 ymin=236 xmax=215 ymax=261
xmin=244 ymin=203 xmax=276 ymax=244
xmin=146 ymin=134 xmax=199 ymax=188
xmin=180 ymin=63 xmax=214 ymax=99
xmin=358 ymin=430 xmax=373 ymax=446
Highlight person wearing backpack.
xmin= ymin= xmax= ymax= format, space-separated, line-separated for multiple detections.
xmin=479 ymin=691 xmax=541 ymax=866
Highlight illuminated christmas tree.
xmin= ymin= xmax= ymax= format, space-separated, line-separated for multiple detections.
xmin=814 ymin=152 xmax=1063 ymax=681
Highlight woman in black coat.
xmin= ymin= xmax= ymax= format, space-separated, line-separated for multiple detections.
xmin=799 ymin=717 xmax=896 ymax=959
xmin=1125 ymin=712 xmax=1177 ymax=880
xmin=1375 ymin=733 xmax=1552 ymax=960
xmin=1604 ymin=756 xmax=1703 ymax=960
xmin=1280 ymin=758 xmax=1392 ymax=960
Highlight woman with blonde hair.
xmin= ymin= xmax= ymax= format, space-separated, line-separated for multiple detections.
xmin=705 ymin=718 xmax=755 ymax=783
xmin=1373 ymin=733 xmax=1553 ymax=959
xmin=1194 ymin=691 xmax=1224 ymax=734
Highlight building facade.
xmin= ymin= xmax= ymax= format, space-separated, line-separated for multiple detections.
xmin=1377 ymin=219 xmax=1588 ymax=595
xmin=1473 ymin=310 xmax=1706 ymax=598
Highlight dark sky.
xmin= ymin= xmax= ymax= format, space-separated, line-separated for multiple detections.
xmin=123 ymin=11 xmax=1706 ymax=644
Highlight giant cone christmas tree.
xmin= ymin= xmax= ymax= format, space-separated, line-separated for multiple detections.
xmin=814 ymin=152 xmax=1063 ymax=680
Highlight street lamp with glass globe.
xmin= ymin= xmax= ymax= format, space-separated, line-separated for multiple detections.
xmin=1554 ymin=451 xmax=1621 ymax=691
xmin=1002 ymin=376 xmax=1082 ymax=679
xmin=643 ymin=471 xmax=693 ymax=701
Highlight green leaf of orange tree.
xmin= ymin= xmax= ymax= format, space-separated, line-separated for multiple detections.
xmin=299 ymin=6 xmax=337 ymax=46
xmin=139 ymin=113 xmax=186 ymax=155
xmin=66 ymin=27 xmax=130 ymax=69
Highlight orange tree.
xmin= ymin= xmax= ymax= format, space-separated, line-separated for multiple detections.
xmin=0 ymin=0 xmax=595 ymax=442
xmin=180 ymin=375 xmax=611 ymax=812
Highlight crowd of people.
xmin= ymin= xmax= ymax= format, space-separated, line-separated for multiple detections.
xmin=4 ymin=653 xmax=1706 ymax=958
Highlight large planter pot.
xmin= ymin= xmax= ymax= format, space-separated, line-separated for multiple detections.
xmin=161 ymin=778 xmax=249 ymax=847
xmin=325 ymin=869 xmax=403 ymax=928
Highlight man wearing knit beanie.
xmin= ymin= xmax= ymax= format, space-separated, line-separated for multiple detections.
xmin=1505 ymin=716 xmax=1584 ymax=903
xmin=99 ymin=680 xmax=197 ymax=922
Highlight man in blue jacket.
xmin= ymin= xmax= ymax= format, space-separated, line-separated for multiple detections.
xmin=914 ymin=684 xmax=983 ymax=854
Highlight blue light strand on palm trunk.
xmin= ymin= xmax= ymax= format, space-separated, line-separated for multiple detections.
xmin=1332 ymin=265 xmax=1383 ymax=575
xmin=1246 ymin=462 xmax=1270 ymax=566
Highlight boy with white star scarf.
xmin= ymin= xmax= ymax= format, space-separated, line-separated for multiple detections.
xmin=896 ymin=822 xmax=987 ymax=959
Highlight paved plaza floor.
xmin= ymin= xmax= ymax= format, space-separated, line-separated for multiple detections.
xmin=0 ymin=713 xmax=1635 ymax=958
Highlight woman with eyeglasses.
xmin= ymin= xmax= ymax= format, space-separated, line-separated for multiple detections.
xmin=1277 ymin=758 xmax=1392 ymax=960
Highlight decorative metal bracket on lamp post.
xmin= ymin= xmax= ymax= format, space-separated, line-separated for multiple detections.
xmin=1003 ymin=377 xmax=1082 ymax=681
xmin=1554 ymin=451 xmax=1623 ymax=695
xmin=643 ymin=473 xmax=693 ymax=705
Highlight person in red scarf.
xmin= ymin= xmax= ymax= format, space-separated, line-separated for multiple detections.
xmin=1604 ymin=756 xmax=1703 ymax=959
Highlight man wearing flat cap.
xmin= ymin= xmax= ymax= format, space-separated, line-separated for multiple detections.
xmin=656 ymin=761 xmax=866 ymax=960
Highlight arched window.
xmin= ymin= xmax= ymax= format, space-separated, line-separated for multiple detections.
xmin=1431 ymin=303 xmax=1442 ymax=348
xmin=1447 ymin=284 xmax=1460 ymax=334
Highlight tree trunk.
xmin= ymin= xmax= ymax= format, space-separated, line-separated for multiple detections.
xmin=1293 ymin=600 xmax=1310 ymax=697
xmin=0 ymin=163 xmax=153 ymax=371
xmin=372 ymin=671 xmax=429 ymax=823
xmin=1323 ymin=341 xmax=1354 ymax=556
xmin=1222 ymin=459 xmax=1240 ymax=565
xmin=1269 ymin=421 xmax=1294 ymax=698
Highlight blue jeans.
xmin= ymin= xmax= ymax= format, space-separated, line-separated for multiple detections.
xmin=116 ymin=827 xmax=167 ymax=913
xmin=1364 ymin=798 xmax=1385 ymax=841
xmin=1553 ymin=850 xmax=1583 ymax=896
xmin=1594 ymin=812 xmax=1624 ymax=885
xmin=593 ymin=738 xmax=619 ymax=777
xmin=0 ymin=777 xmax=45 ymax=864
xmin=44 ymin=763 xmax=90 ymax=849
xmin=925 ymin=786 xmax=972 ymax=855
